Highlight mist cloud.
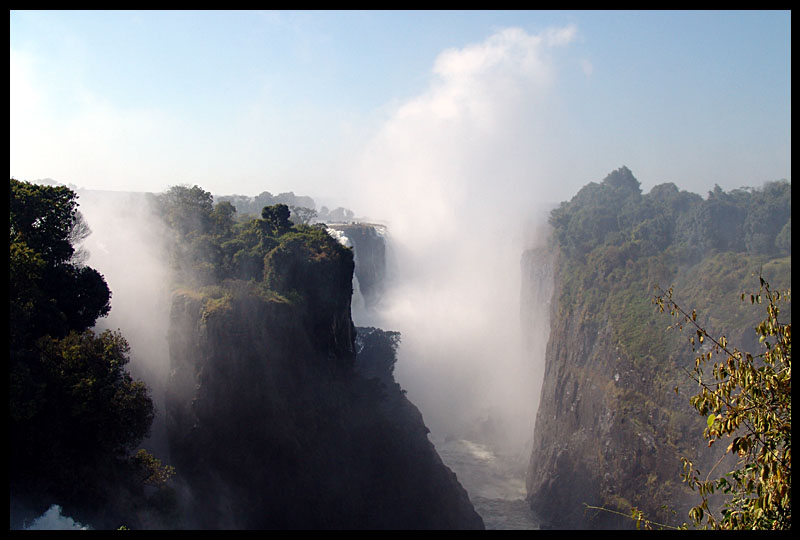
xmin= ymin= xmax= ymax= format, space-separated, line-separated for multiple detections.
xmin=76 ymin=189 xmax=173 ymax=459
xmin=24 ymin=505 xmax=90 ymax=530
xmin=345 ymin=26 xmax=572 ymax=453
xmin=32 ymin=22 xmax=575 ymax=469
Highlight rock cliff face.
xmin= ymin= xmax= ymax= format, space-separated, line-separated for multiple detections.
xmin=519 ymin=246 xmax=555 ymax=420
xmin=525 ymin=250 xmax=701 ymax=529
xmin=524 ymin=171 xmax=791 ymax=529
xmin=165 ymin=243 xmax=482 ymax=529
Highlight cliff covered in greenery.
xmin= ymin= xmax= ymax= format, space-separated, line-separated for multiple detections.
xmin=525 ymin=168 xmax=790 ymax=528
xmin=156 ymin=186 xmax=483 ymax=529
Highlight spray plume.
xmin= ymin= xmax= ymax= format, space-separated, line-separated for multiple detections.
xmin=342 ymin=26 xmax=573 ymax=455
xmin=75 ymin=189 xmax=173 ymax=459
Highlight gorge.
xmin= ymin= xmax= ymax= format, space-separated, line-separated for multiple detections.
xmin=12 ymin=167 xmax=790 ymax=530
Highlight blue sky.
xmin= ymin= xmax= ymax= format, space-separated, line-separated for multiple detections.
xmin=10 ymin=10 xmax=791 ymax=210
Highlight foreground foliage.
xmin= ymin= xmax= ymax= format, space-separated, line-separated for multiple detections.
xmin=10 ymin=179 xmax=111 ymax=346
xmin=10 ymin=179 xmax=173 ymax=528
xmin=655 ymin=278 xmax=791 ymax=529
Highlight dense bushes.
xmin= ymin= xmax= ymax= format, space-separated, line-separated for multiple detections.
xmin=152 ymin=185 xmax=351 ymax=292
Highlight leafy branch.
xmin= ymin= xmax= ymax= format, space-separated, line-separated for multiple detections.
xmin=652 ymin=276 xmax=791 ymax=529
xmin=583 ymin=503 xmax=686 ymax=530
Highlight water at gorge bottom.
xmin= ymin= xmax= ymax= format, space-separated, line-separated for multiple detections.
xmin=433 ymin=437 xmax=543 ymax=530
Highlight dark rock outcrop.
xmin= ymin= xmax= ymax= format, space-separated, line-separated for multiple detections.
xmin=165 ymin=244 xmax=482 ymax=529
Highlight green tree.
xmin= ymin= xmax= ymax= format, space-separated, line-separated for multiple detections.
xmin=10 ymin=178 xmax=81 ymax=263
xmin=742 ymin=180 xmax=791 ymax=255
xmin=151 ymin=184 xmax=218 ymax=285
xmin=289 ymin=205 xmax=318 ymax=226
xmin=210 ymin=200 xmax=237 ymax=237
xmin=354 ymin=327 xmax=401 ymax=385
xmin=775 ymin=219 xmax=791 ymax=255
xmin=29 ymin=330 xmax=154 ymax=469
xmin=154 ymin=184 xmax=214 ymax=238
xmin=654 ymin=277 xmax=791 ymax=529
xmin=10 ymin=179 xmax=165 ymax=526
xmin=261 ymin=203 xmax=293 ymax=236
xmin=10 ymin=179 xmax=111 ymax=345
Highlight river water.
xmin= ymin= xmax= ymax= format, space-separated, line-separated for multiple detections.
xmin=433 ymin=437 xmax=543 ymax=530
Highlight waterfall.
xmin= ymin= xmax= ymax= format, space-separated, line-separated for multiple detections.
xmin=326 ymin=225 xmax=370 ymax=327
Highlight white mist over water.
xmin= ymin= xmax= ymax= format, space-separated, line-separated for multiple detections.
xmin=342 ymin=26 xmax=571 ymax=459
xmin=75 ymin=189 xmax=174 ymax=460
xmin=24 ymin=505 xmax=90 ymax=530
xmin=56 ymin=24 xmax=573 ymax=529
xmin=66 ymin=26 xmax=573 ymax=468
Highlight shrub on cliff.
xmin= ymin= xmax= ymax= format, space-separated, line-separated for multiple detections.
xmin=655 ymin=278 xmax=791 ymax=530
xmin=355 ymin=327 xmax=401 ymax=385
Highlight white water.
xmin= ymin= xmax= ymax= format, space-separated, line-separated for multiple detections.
xmin=326 ymin=226 xmax=370 ymax=325
xmin=434 ymin=437 xmax=541 ymax=529
xmin=23 ymin=505 xmax=90 ymax=530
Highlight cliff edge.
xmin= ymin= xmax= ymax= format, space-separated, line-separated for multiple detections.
xmin=525 ymin=170 xmax=791 ymax=529
xmin=164 ymin=213 xmax=483 ymax=529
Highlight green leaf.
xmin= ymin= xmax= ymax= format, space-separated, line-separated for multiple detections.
xmin=707 ymin=413 xmax=715 ymax=428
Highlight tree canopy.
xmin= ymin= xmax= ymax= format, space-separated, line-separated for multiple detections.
xmin=152 ymin=185 xmax=351 ymax=289
xmin=10 ymin=179 xmax=112 ymax=345
xmin=10 ymin=179 xmax=167 ymax=528
xmin=549 ymin=169 xmax=791 ymax=262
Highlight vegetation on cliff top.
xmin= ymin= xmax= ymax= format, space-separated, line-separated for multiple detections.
xmin=549 ymin=166 xmax=790 ymax=366
xmin=158 ymin=186 xmax=483 ymax=529
xmin=151 ymin=184 xmax=353 ymax=299
xmin=154 ymin=184 xmax=357 ymax=368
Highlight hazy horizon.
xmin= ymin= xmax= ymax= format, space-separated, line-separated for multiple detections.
xmin=11 ymin=10 xmax=791 ymax=209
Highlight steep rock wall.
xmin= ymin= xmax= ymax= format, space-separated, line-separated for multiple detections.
xmin=525 ymin=249 xmax=791 ymax=529
xmin=165 ymin=280 xmax=482 ymax=529
xmin=519 ymin=246 xmax=555 ymax=420
xmin=524 ymin=172 xmax=791 ymax=529
xmin=525 ymin=250 xmax=699 ymax=529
